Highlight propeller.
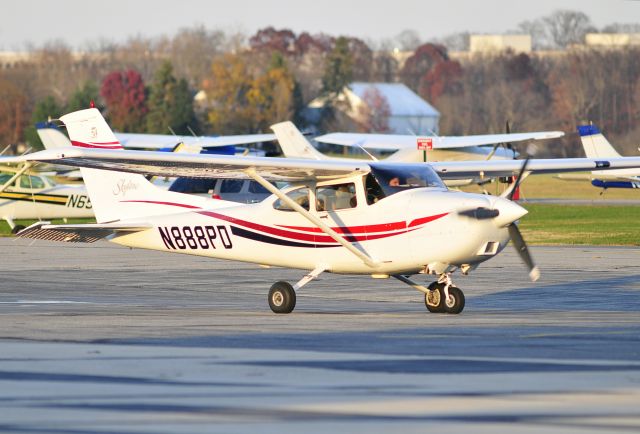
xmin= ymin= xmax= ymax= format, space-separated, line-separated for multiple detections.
xmin=459 ymin=157 xmax=540 ymax=281
xmin=507 ymin=157 xmax=530 ymax=201
xmin=506 ymin=157 xmax=538 ymax=281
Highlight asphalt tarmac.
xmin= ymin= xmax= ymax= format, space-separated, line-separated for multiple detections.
xmin=0 ymin=238 xmax=639 ymax=433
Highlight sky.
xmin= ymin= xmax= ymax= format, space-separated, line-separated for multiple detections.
xmin=1 ymin=0 xmax=639 ymax=50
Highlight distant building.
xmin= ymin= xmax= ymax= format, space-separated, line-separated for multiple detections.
xmin=307 ymin=82 xmax=440 ymax=135
xmin=585 ymin=33 xmax=640 ymax=47
xmin=469 ymin=35 xmax=532 ymax=53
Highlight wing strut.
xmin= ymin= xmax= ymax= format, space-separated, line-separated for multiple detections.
xmin=244 ymin=168 xmax=380 ymax=269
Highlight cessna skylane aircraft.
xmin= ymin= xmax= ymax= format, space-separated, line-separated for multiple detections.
xmin=5 ymin=109 xmax=640 ymax=314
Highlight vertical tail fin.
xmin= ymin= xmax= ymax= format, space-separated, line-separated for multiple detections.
xmin=36 ymin=122 xmax=73 ymax=149
xmin=60 ymin=108 xmax=211 ymax=223
xmin=578 ymin=124 xmax=621 ymax=158
xmin=271 ymin=122 xmax=326 ymax=160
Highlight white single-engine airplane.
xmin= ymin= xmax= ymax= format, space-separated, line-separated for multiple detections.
xmin=312 ymin=129 xmax=564 ymax=163
xmin=273 ymin=122 xmax=563 ymax=188
xmin=5 ymin=109 xmax=640 ymax=314
xmin=0 ymin=164 xmax=93 ymax=233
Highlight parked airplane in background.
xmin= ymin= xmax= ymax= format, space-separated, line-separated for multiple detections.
xmin=0 ymin=164 xmax=92 ymax=233
xmin=272 ymin=121 xmax=561 ymax=188
xmin=312 ymin=129 xmax=564 ymax=163
xmin=5 ymin=109 xmax=640 ymax=315
xmin=578 ymin=124 xmax=640 ymax=190
xmin=36 ymin=121 xmax=276 ymax=153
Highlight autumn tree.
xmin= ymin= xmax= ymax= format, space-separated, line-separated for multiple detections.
xmin=205 ymin=52 xmax=298 ymax=133
xmin=204 ymin=54 xmax=255 ymax=134
xmin=399 ymin=43 xmax=449 ymax=91
xmin=146 ymin=61 xmax=198 ymax=135
xmin=100 ymin=69 xmax=148 ymax=132
xmin=249 ymin=27 xmax=296 ymax=54
xmin=0 ymin=76 xmax=31 ymax=150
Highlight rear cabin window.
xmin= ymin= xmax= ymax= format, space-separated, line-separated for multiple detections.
xmin=273 ymin=187 xmax=310 ymax=211
xmin=220 ymin=179 xmax=243 ymax=194
xmin=316 ymin=183 xmax=357 ymax=211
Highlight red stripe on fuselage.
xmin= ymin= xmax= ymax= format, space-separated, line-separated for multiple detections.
xmin=118 ymin=200 xmax=447 ymax=244
xmin=71 ymin=140 xmax=123 ymax=149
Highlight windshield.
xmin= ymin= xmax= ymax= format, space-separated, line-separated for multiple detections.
xmin=370 ymin=163 xmax=446 ymax=198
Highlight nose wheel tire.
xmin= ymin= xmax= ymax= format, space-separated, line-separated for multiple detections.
xmin=268 ymin=281 xmax=296 ymax=314
xmin=443 ymin=286 xmax=465 ymax=314
xmin=425 ymin=282 xmax=465 ymax=314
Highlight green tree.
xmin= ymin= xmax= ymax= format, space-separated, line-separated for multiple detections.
xmin=321 ymin=37 xmax=353 ymax=98
xmin=66 ymin=81 xmax=101 ymax=113
xmin=23 ymin=96 xmax=63 ymax=150
xmin=146 ymin=61 xmax=197 ymax=135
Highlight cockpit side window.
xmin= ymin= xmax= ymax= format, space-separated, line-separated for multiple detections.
xmin=370 ymin=163 xmax=446 ymax=198
xmin=273 ymin=187 xmax=310 ymax=211
xmin=19 ymin=175 xmax=45 ymax=190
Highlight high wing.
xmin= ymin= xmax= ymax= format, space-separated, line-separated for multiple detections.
xmin=429 ymin=158 xmax=640 ymax=179
xmin=116 ymin=132 xmax=277 ymax=149
xmin=3 ymin=148 xmax=640 ymax=182
xmin=0 ymin=148 xmax=367 ymax=182
xmin=315 ymin=131 xmax=564 ymax=150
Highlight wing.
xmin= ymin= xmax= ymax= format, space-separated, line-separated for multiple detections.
xmin=4 ymin=148 xmax=640 ymax=182
xmin=315 ymin=131 xmax=564 ymax=150
xmin=18 ymin=221 xmax=152 ymax=243
xmin=116 ymin=133 xmax=276 ymax=150
xmin=0 ymin=148 xmax=369 ymax=182
xmin=430 ymin=158 xmax=640 ymax=179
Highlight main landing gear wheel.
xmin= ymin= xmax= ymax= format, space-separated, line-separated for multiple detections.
xmin=425 ymin=282 xmax=445 ymax=313
xmin=425 ymin=282 xmax=465 ymax=314
xmin=11 ymin=225 xmax=25 ymax=235
xmin=268 ymin=281 xmax=296 ymax=314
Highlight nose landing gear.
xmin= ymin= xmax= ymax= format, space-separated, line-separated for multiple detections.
xmin=393 ymin=273 xmax=466 ymax=314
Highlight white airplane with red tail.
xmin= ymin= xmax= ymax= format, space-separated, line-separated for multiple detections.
xmin=4 ymin=109 xmax=640 ymax=314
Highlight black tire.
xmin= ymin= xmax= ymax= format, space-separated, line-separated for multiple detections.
xmin=425 ymin=282 xmax=445 ymax=313
xmin=11 ymin=225 xmax=25 ymax=235
xmin=444 ymin=286 xmax=465 ymax=314
xmin=268 ymin=281 xmax=296 ymax=314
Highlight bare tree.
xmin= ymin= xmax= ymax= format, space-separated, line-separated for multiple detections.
xmin=543 ymin=10 xmax=596 ymax=48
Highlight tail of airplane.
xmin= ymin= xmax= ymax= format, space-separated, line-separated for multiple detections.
xmin=578 ymin=124 xmax=621 ymax=158
xmin=271 ymin=121 xmax=326 ymax=160
xmin=60 ymin=108 xmax=212 ymax=223
xmin=36 ymin=122 xmax=72 ymax=149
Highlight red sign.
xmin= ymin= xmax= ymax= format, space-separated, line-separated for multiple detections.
xmin=417 ymin=137 xmax=433 ymax=150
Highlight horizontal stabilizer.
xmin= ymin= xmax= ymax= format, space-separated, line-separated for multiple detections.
xmin=17 ymin=221 xmax=151 ymax=243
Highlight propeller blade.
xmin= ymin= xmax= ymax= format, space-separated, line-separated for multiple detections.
xmin=508 ymin=157 xmax=530 ymax=201
xmin=508 ymin=223 xmax=540 ymax=281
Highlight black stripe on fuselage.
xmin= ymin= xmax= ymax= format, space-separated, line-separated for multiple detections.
xmin=230 ymin=226 xmax=338 ymax=248
xmin=0 ymin=193 xmax=68 ymax=205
